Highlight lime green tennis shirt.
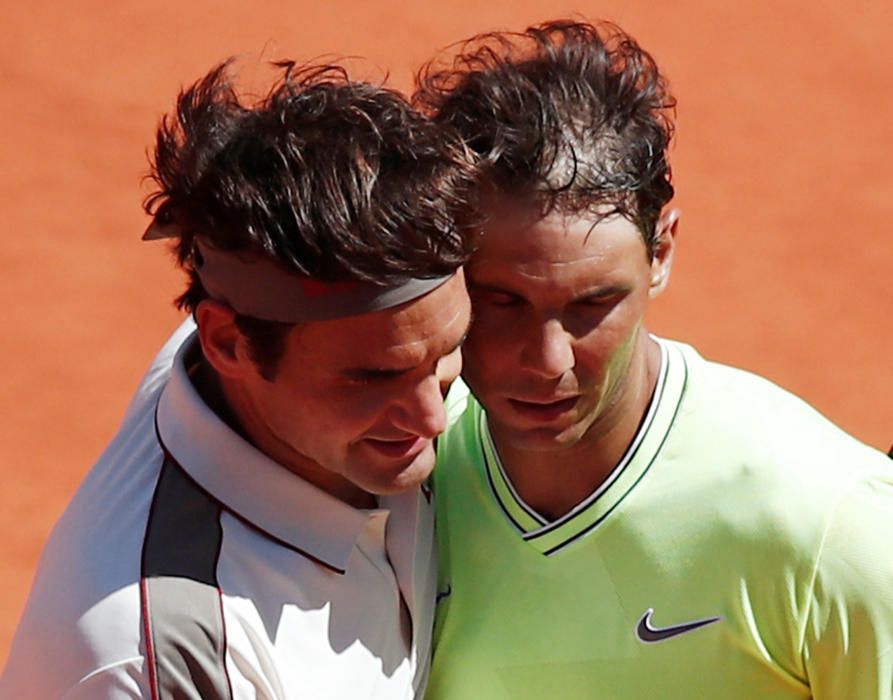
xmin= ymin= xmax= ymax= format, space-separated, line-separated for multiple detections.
xmin=427 ymin=339 xmax=893 ymax=699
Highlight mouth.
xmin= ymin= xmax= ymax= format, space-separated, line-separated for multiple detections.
xmin=362 ymin=435 xmax=428 ymax=459
xmin=507 ymin=396 xmax=579 ymax=422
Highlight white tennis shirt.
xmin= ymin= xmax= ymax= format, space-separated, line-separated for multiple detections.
xmin=1 ymin=322 xmax=436 ymax=699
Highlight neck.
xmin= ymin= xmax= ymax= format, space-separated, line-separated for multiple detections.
xmin=190 ymin=360 xmax=377 ymax=510
xmin=492 ymin=334 xmax=662 ymax=521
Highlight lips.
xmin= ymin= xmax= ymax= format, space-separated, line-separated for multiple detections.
xmin=507 ymin=396 xmax=579 ymax=422
xmin=363 ymin=435 xmax=428 ymax=459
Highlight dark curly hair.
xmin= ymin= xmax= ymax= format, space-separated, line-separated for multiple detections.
xmin=414 ymin=19 xmax=676 ymax=254
xmin=144 ymin=59 xmax=477 ymax=377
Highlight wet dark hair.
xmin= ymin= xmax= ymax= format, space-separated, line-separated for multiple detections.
xmin=414 ymin=19 xmax=676 ymax=254
xmin=144 ymin=59 xmax=477 ymax=377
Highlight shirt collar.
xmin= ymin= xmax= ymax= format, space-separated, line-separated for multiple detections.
xmin=155 ymin=332 xmax=380 ymax=574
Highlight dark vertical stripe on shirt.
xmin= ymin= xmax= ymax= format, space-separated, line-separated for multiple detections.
xmin=140 ymin=457 xmax=232 ymax=700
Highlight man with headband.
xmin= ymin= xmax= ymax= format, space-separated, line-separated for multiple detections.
xmin=2 ymin=60 xmax=473 ymax=698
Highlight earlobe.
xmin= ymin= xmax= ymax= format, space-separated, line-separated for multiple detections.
xmin=649 ymin=208 xmax=680 ymax=298
xmin=195 ymin=300 xmax=250 ymax=378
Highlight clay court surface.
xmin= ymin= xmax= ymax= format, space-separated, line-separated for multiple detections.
xmin=2 ymin=0 xmax=891 ymax=669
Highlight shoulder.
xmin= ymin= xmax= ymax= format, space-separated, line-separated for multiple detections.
xmin=665 ymin=338 xmax=888 ymax=484
xmin=2 ymin=446 xmax=158 ymax=693
xmin=118 ymin=317 xmax=196 ymax=420
xmin=0 ymin=329 xmax=191 ymax=695
xmin=441 ymin=377 xmax=482 ymax=447
xmin=435 ymin=378 xmax=486 ymax=490
xmin=656 ymin=338 xmax=893 ymax=552
xmin=444 ymin=376 xmax=472 ymax=427
xmin=440 ymin=378 xmax=486 ymax=447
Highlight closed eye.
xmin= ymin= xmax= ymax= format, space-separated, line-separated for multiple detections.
xmin=574 ymin=294 xmax=620 ymax=307
xmin=573 ymin=288 xmax=629 ymax=307
xmin=342 ymin=330 xmax=469 ymax=385
xmin=343 ymin=367 xmax=408 ymax=383
xmin=470 ymin=287 xmax=525 ymax=307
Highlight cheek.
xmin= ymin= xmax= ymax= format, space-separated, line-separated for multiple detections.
xmin=327 ymin=386 xmax=397 ymax=435
xmin=266 ymin=383 xmax=382 ymax=443
xmin=460 ymin=330 xmax=506 ymax=385
xmin=465 ymin=306 xmax=530 ymax=356
xmin=572 ymin=305 xmax=645 ymax=376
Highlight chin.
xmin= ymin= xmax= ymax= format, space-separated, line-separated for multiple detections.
xmin=364 ymin=448 xmax=436 ymax=496
xmin=503 ymin=422 xmax=590 ymax=452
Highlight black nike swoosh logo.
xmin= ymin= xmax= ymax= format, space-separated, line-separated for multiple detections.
xmin=635 ymin=608 xmax=722 ymax=644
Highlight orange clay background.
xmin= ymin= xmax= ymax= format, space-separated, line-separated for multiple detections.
xmin=2 ymin=0 xmax=891 ymax=669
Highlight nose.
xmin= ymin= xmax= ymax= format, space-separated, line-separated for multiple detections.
xmin=520 ymin=318 xmax=575 ymax=379
xmin=390 ymin=373 xmax=449 ymax=439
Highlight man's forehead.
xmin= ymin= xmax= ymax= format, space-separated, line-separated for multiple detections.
xmin=473 ymin=210 xmax=645 ymax=267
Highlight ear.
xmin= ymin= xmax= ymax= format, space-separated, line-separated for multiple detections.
xmin=648 ymin=208 xmax=680 ymax=298
xmin=194 ymin=300 xmax=254 ymax=379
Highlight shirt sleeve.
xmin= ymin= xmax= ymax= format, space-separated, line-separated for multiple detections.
xmin=801 ymin=470 xmax=893 ymax=699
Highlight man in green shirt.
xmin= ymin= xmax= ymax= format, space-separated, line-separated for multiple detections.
xmin=416 ymin=19 xmax=893 ymax=698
